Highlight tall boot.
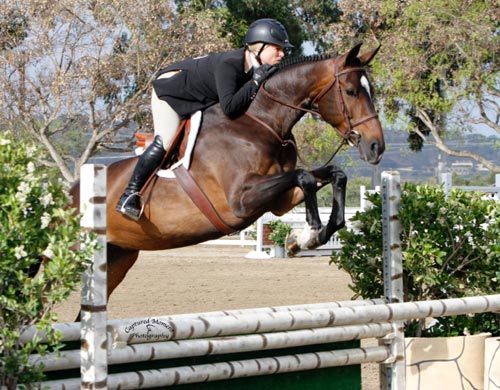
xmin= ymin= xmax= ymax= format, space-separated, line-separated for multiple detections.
xmin=115 ymin=135 xmax=165 ymax=221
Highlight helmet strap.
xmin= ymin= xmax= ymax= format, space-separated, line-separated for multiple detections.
xmin=255 ymin=43 xmax=266 ymax=66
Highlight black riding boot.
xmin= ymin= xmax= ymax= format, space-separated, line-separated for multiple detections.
xmin=115 ymin=135 xmax=165 ymax=221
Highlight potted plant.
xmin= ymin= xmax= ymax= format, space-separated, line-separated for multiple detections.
xmin=267 ymin=220 xmax=292 ymax=258
xmin=331 ymin=183 xmax=500 ymax=389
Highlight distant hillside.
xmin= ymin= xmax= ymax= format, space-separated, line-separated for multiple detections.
xmin=336 ymin=130 xmax=499 ymax=182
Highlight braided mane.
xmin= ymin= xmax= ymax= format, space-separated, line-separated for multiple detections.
xmin=277 ymin=54 xmax=334 ymax=71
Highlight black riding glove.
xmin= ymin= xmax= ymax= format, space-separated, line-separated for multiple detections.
xmin=252 ymin=64 xmax=277 ymax=86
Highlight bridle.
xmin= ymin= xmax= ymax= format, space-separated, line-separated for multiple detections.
xmin=256 ymin=60 xmax=379 ymax=149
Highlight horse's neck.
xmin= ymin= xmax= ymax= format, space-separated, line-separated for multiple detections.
xmin=251 ymin=61 xmax=331 ymax=136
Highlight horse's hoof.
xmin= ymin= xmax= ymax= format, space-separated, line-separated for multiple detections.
xmin=285 ymin=225 xmax=321 ymax=256
xmin=285 ymin=232 xmax=301 ymax=256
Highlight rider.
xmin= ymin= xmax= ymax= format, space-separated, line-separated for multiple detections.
xmin=116 ymin=18 xmax=293 ymax=221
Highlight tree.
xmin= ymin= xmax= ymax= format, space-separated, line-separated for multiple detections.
xmin=175 ymin=0 xmax=342 ymax=53
xmin=0 ymin=0 xmax=233 ymax=183
xmin=328 ymin=0 xmax=500 ymax=172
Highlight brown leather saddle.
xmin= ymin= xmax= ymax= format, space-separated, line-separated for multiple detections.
xmin=135 ymin=117 xmax=192 ymax=169
xmin=135 ymin=119 xmax=235 ymax=234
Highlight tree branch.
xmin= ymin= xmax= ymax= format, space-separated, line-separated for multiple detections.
xmin=416 ymin=108 xmax=500 ymax=172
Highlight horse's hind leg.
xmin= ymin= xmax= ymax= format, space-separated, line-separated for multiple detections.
xmin=75 ymin=244 xmax=139 ymax=321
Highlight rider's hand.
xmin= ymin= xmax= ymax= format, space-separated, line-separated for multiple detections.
xmin=252 ymin=64 xmax=277 ymax=86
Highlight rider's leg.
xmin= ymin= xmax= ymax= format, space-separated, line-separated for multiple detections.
xmin=115 ymin=134 xmax=166 ymax=220
xmin=115 ymin=72 xmax=181 ymax=220
xmin=150 ymin=72 xmax=182 ymax=150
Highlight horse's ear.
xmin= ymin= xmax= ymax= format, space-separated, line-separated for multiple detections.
xmin=345 ymin=43 xmax=363 ymax=66
xmin=358 ymin=44 xmax=381 ymax=66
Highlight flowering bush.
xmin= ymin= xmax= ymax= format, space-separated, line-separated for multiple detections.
xmin=267 ymin=220 xmax=293 ymax=247
xmin=0 ymin=132 xmax=97 ymax=389
xmin=331 ymin=183 xmax=500 ymax=337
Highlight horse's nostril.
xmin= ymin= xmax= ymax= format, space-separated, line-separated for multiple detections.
xmin=371 ymin=141 xmax=384 ymax=154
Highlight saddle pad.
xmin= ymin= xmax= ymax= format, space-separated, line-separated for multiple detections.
xmin=154 ymin=110 xmax=202 ymax=179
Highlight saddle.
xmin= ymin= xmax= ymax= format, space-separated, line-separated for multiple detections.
xmin=135 ymin=112 xmax=235 ymax=234
xmin=135 ymin=111 xmax=202 ymax=178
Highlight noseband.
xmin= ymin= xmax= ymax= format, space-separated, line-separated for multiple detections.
xmin=260 ymin=61 xmax=379 ymax=147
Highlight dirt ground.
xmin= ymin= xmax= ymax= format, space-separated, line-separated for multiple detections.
xmin=56 ymin=244 xmax=380 ymax=389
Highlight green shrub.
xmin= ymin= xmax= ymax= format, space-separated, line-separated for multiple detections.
xmin=267 ymin=220 xmax=293 ymax=247
xmin=0 ymin=132 xmax=97 ymax=389
xmin=331 ymin=182 xmax=500 ymax=337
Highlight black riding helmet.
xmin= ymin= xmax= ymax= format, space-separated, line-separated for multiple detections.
xmin=244 ymin=18 xmax=294 ymax=49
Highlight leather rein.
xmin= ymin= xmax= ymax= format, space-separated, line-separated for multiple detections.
xmin=245 ymin=60 xmax=379 ymax=165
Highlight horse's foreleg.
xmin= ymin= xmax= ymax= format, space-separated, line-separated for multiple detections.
xmin=311 ymin=165 xmax=347 ymax=245
xmin=235 ymin=169 xmax=324 ymax=255
xmin=237 ymin=169 xmax=321 ymax=228
xmin=286 ymin=165 xmax=347 ymax=255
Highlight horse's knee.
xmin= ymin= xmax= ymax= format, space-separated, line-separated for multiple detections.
xmin=336 ymin=168 xmax=347 ymax=184
xmin=296 ymin=169 xmax=318 ymax=193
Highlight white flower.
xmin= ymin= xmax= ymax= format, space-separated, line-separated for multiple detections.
xmin=40 ymin=212 xmax=51 ymax=229
xmin=42 ymin=244 xmax=54 ymax=259
xmin=27 ymin=162 xmax=35 ymax=173
xmin=17 ymin=181 xmax=30 ymax=194
xmin=26 ymin=146 xmax=36 ymax=155
xmin=14 ymin=246 xmax=28 ymax=259
xmin=0 ymin=138 xmax=10 ymax=145
xmin=15 ymin=182 xmax=31 ymax=203
xmin=40 ymin=193 xmax=53 ymax=207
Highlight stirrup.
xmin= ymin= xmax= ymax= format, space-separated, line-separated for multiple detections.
xmin=118 ymin=192 xmax=145 ymax=221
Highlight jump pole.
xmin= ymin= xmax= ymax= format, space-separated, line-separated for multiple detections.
xmin=37 ymin=294 xmax=500 ymax=389
xmin=80 ymin=164 xmax=108 ymax=390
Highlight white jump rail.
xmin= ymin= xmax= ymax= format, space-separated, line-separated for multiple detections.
xmin=35 ymin=294 xmax=500 ymax=390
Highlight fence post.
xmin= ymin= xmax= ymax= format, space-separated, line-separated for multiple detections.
xmin=439 ymin=172 xmax=452 ymax=196
xmin=80 ymin=164 xmax=108 ymax=390
xmin=245 ymin=217 xmax=271 ymax=259
xmin=380 ymin=171 xmax=405 ymax=390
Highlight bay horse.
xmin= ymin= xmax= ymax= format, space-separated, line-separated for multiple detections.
xmin=71 ymin=43 xmax=385 ymax=301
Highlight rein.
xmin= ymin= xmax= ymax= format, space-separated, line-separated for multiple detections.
xmin=254 ymin=60 xmax=379 ymax=164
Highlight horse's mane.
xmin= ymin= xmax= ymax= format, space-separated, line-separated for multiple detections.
xmin=277 ymin=54 xmax=335 ymax=71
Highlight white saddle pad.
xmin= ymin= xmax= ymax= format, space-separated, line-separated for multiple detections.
xmin=135 ymin=111 xmax=202 ymax=179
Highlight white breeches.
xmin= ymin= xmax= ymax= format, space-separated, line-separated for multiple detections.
xmin=151 ymin=71 xmax=181 ymax=149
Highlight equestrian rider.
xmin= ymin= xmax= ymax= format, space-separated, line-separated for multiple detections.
xmin=116 ymin=18 xmax=293 ymax=221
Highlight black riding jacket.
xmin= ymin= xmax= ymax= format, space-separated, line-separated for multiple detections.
xmin=153 ymin=48 xmax=258 ymax=118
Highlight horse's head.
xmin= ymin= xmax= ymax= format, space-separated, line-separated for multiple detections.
xmin=316 ymin=44 xmax=385 ymax=164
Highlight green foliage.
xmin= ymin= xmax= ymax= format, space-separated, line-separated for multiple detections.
xmin=267 ymin=220 xmax=292 ymax=247
xmin=0 ymin=131 xmax=97 ymax=388
xmin=174 ymin=0 xmax=343 ymax=54
xmin=369 ymin=0 xmax=500 ymax=164
xmin=331 ymin=183 xmax=500 ymax=337
xmin=452 ymin=172 xmax=497 ymax=187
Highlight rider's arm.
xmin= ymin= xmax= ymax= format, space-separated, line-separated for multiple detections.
xmin=214 ymin=61 xmax=259 ymax=119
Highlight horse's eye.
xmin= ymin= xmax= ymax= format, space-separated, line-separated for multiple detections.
xmin=345 ymin=88 xmax=357 ymax=97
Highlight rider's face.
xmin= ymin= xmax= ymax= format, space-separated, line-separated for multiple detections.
xmin=259 ymin=44 xmax=285 ymax=65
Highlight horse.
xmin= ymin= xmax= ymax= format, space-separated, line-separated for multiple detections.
xmin=71 ymin=43 xmax=385 ymax=301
